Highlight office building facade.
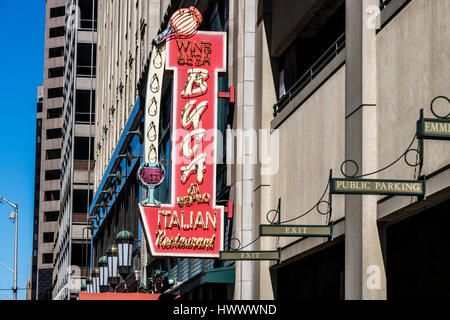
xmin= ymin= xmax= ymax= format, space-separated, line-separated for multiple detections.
xmin=53 ymin=0 xmax=97 ymax=300
xmin=31 ymin=0 xmax=97 ymax=300
xmin=31 ymin=0 xmax=66 ymax=300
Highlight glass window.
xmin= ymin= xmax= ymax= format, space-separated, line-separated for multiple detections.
xmin=49 ymin=26 xmax=65 ymax=38
xmin=74 ymin=137 xmax=94 ymax=160
xmin=46 ymin=128 xmax=62 ymax=140
xmin=78 ymin=0 xmax=98 ymax=30
xmin=75 ymin=90 xmax=95 ymax=123
xmin=72 ymin=189 xmax=93 ymax=214
xmin=42 ymin=253 xmax=54 ymax=264
xmin=72 ymin=243 xmax=90 ymax=267
xmin=48 ymin=87 xmax=63 ymax=99
xmin=46 ymin=149 xmax=61 ymax=160
xmin=48 ymin=67 xmax=64 ymax=79
xmin=45 ymin=170 xmax=60 ymax=181
xmin=50 ymin=6 xmax=65 ymax=18
xmin=44 ymin=211 xmax=59 ymax=222
xmin=47 ymin=108 xmax=63 ymax=119
xmin=43 ymin=232 xmax=54 ymax=243
xmin=77 ymin=44 xmax=97 ymax=77
xmin=44 ymin=190 xmax=60 ymax=202
xmin=49 ymin=46 xmax=64 ymax=58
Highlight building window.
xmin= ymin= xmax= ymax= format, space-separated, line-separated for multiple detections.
xmin=50 ymin=6 xmax=65 ymax=18
xmin=46 ymin=149 xmax=61 ymax=160
xmin=42 ymin=253 xmax=54 ymax=264
xmin=74 ymin=137 xmax=94 ymax=160
xmin=49 ymin=46 xmax=64 ymax=58
xmin=276 ymin=2 xmax=345 ymax=99
xmin=37 ymin=102 xmax=43 ymax=113
xmin=48 ymin=87 xmax=63 ymax=99
xmin=43 ymin=232 xmax=54 ymax=243
xmin=45 ymin=170 xmax=60 ymax=181
xmin=72 ymin=189 xmax=91 ymax=214
xmin=49 ymin=26 xmax=65 ymax=38
xmin=76 ymin=44 xmax=97 ymax=77
xmin=203 ymin=0 xmax=229 ymax=32
xmin=48 ymin=67 xmax=64 ymax=79
xmin=46 ymin=128 xmax=62 ymax=140
xmin=44 ymin=211 xmax=59 ymax=222
xmin=72 ymin=243 xmax=90 ymax=267
xmin=47 ymin=107 xmax=63 ymax=119
xmin=44 ymin=190 xmax=60 ymax=202
xmin=75 ymin=90 xmax=95 ymax=123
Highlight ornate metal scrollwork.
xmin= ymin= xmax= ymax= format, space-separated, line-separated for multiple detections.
xmin=265 ymin=179 xmax=332 ymax=226
xmin=430 ymin=96 xmax=450 ymax=119
xmin=229 ymin=236 xmax=261 ymax=251
xmin=340 ymin=160 xmax=359 ymax=178
xmin=339 ymin=134 xmax=421 ymax=180
xmin=229 ymin=238 xmax=242 ymax=251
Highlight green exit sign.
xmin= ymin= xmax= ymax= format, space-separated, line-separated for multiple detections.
xmin=219 ymin=250 xmax=280 ymax=261
xmin=259 ymin=225 xmax=332 ymax=238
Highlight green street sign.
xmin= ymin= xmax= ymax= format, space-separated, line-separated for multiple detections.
xmin=259 ymin=224 xmax=332 ymax=238
xmin=417 ymin=117 xmax=450 ymax=140
xmin=219 ymin=250 xmax=280 ymax=261
xmin=331 ymin=178 xmax=425 ymax=196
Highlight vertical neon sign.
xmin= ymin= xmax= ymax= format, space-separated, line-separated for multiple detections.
xmin=139 ymin=31 xmax=227 ymax=258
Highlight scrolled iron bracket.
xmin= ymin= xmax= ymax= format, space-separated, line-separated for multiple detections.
xmin=339 ymin=133 xmax=421 ymax=180
xmin=430 ymin=96 xmax=450 ymax=119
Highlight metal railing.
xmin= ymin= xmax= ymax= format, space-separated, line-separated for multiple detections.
xmin=273 ymin=33 xmax=345 ymax=117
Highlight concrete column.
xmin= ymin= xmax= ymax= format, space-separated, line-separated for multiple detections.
xmin=253 ymin=0 xmax=277 ymax=300
xmin=345 ymin=0 xmax=386 ymax=300
xmin=231 ymin=0 xmax=258 ymax=300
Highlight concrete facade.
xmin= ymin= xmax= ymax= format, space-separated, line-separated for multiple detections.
xmin=263 ymin=0 xmax=449 ymax=300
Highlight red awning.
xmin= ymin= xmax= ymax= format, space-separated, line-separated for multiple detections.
xmin=79 ymin=292 xmax=161 ymax=300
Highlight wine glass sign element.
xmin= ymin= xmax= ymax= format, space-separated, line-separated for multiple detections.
xmin=138 ymin=162 xmax=166 ymax=206
xmin=153 ymin=6 xmax=203 ymax=45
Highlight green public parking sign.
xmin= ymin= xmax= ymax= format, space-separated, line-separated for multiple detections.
xmin=331 ymin=178 xmax=425 ymax=196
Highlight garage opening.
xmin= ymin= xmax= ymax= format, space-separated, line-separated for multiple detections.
xmin=275 ymin=240 xmax=344 ymax=300
xmin=386 ymin=199 xmax=450 ymax=300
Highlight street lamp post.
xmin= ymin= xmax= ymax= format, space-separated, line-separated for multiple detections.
xmin=0 ymin=195 xmax=18 ymax=301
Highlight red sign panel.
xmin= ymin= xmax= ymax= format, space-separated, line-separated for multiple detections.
xmin=139 ymin=31 xmax=226 ymax=258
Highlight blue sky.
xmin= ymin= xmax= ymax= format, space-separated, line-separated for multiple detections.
xmin=0 ymin=0 xmax=45 ymax=300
